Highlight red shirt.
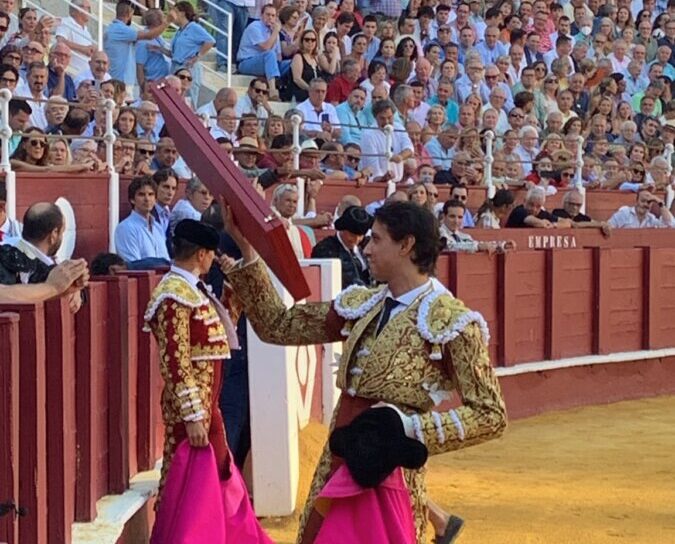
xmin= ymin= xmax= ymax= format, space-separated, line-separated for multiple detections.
xmin=326 ymin=75 xmax=357 ymax=105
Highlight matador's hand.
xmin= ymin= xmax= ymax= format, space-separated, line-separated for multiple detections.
xmin=185 ymin=420 xmax=209 ymax=448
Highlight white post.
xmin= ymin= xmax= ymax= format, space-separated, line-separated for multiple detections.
xmin=575 ymin=135 xmax=586 ymax=214
xmin=0 ymin=89 xmax=15 ymax=220
xmin=97 ymin=0 xmax=103 ymax=50
xmin=108 ymin=172 xmax=120 ymax=252
xmin=484 ymin=130 xmax=495 ymax=199
xmin=383 ymin=123 xmax=395 ymax=182
xmin=103 ymin=99 xmax=117 ymax=172
xmin=665 ymin=143 xmax=674 ymax=208
xmin=226 ymin=11 xmax=233 ymax=88
xmin=291 ymin=114 xmax=305 ymax=217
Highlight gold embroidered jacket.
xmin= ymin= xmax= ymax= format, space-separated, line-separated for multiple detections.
xmin=228 ymin=259 xmax=506 ymax=542
xmin=144 ymin=273 xmax=231 ymax=424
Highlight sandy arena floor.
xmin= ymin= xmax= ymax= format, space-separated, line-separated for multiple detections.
xmin=260 ymin=395 xmax=675 ymax=544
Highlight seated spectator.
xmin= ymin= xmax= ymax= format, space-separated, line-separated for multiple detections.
xmin=311 ymin=205 xmax=372 ymax=288
xmin=440 ymin=199 xmax=515 ymax=253
xmin=360 ymin=99 xmax=412 ymax=181
xmin=407 ymin=183 xmax=435 ymax=214
xmin=296 ymin=77 xmax=341 ymax=142
xmin=136 ymin=100 xmax=161 ymax=143
xmin=336 ymin=86 xmax=366 ymax=145
xmin=552 ymin=190 xmax=611 ymax=235
xmin=133 ymin=138 xmax=155 ymax=176
xmin=47 ymin=43 xmax=76 ymax=101
xmin=0 ymin=180 xmax=22 ymax=241
xmin=233 ymin=136 xmax=279 ymax=188
xmin=114 ymin=176 xmax=171 ymax=264
xmin=111 ymin=138 xmax=135 ymax=175
xmin=474 ymin=188 xmax=515 ymax=229
xmin=114 ymin=106 xmax=137 ymax=139
xmin=424 ymin=126 xmax=457 ymax=171
xmin=18 ymin=40 xmax=45 ymax=80
xmin=151 ymin=137 xmax=191 ymax=179
xmin=608 ymin=189 xmax=675 ymax=228
xmin=210 ymin=106 xmax=238 ymax=144
xmin=15 ymin=61 xmax=48 ymax=129
xmin=318 ymin=31 xmax=341 ymax=80
xmin=326 ymin=58 xmax=359 ymax=105
xmin=47 ymin=137 xmax=72 ymax=167
xmin=169 ymin=177 xmax=213 ymax=235
xmin=152 ymin=168 xmax=178 ymax=236
xmin=0 ymin=11 xmax=11 ymax=50
xmin=11 ymin=128 xmax=92 ymax=172
xmin=44 ymin=96 xmax=69 ymax=133
xmin=196 ymin=86 xmax=238 ymax=129
xmin=0 ymin=61 xmax=17 ymax=92
xmin=288 ymin=30 xmax=320 ymax=103
xmin=90 ymin=252 xmax=127 ymax=275
xmin=296 ymin=178 xmax=334 ymax=228
xmin=58 ymin=107 xmax=90 ymax=139
xmin=506 ymin=186 xmax=572 ymax=228
xmin=71 ymin=138 xmax=106 ymax=172
xmin=262 ymin=115 xmax=284 ymax=148
xmin=320 ymin=141 xmax=348 ymax=180
xmin=270 ymin=183 xmax=311 ymax=259
xmin=360 ymin=60 xmax=389 ymax=103
xmin=235 ymin=78 xmax=272 ymax=127
xmin=172 ymin=70 xmax=194 ymax=109
xmin=74 ymin=50 xmax=111 ymax=88
xmin=618 ymin=161 xmax=651 ymax=192
xmin=514 ymin=125 xmax=540 ymax=175
xmin=237 ymin=4 xmax=287 ymax=100
xmin=0 ymin=45 xmax=21 ymax=72
xmin=449 ymin=184 xmax=476 ymax=228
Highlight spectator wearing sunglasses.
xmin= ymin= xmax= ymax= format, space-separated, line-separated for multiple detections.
xmin=618 ymin=162 xmax=653 ymax=192
xmin=235 ymin=78 xmax=271 ymax=128
xmin=10 ymin=127 xmax=93 ymax=173
xmin=103 ymin=3 xmax=171 ymax=87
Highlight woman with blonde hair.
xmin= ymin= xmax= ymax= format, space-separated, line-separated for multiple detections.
xmin=406 ymin=182 xmax=434 ymax=213
xmin=457 ymin=127 xmax=484 ymax=159
xmin=423 ymin=105 xmax=446 ymax=142
xmin=540 ymin=133 xmax=564 ymax=156
xmin=262 ymin=115 xmax=285 ymax=148
xmin=48 ymin=137 xmax=73 ymax=166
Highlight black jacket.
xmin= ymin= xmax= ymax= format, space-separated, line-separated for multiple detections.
xmin=311 ymin=235 xmax=370 ymax=289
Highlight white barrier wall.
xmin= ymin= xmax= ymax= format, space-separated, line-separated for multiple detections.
xmin=247 ymin=259 xmax=341 ymax=516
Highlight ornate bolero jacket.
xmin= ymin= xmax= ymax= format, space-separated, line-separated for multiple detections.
xmin=228 ymin=260 xmax=506 ymax=456
xmin=144 ymin=272 xmax=231 ymax=423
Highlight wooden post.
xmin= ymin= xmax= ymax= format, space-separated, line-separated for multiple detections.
xmin=74 ymin=283 xmax=109 ymax=521
xmin=0 ymin=304 xmax=48 ymax=544
xmin=0 ymin=313 xmax=20 ymax=544
xmin=593 ymin=248 xmax=611 ymax=354
xmin=545 ymin=250 xmax=562 ymax=361
xmin=44 ymin=297 xmax=77 ymax=544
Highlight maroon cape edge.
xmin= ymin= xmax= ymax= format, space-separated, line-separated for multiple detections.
xmin=149 ymin=82 xmax=311 ymax=301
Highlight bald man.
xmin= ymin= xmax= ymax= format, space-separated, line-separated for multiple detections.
xmin=197 ymin=86 xmax=238 ymax=128
xmin=74 ymin=50 xmax=111 ymax=88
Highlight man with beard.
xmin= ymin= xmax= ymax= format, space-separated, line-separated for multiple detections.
xmin=0 ymin=202 xmax=86 ymax=312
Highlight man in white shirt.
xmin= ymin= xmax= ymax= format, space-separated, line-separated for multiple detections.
xmin=514 ymin=125 xmax=540 ymax=175
xmin=440 ymin=199 xmax=513 ymax=253
xmin=209 ymin=106 xmax=238 ymax=143
xmin=196 ymin=86 xmax=237 ymax=128
xmin=361 ymin=99 xmax=413 ymax=181
xmin=73 ymin=50 xmax=111 ymax=89
xmin=608 ymin=189 xmax=675 ymax=228
xmin=55 ymin=0 xmax=95 ymax=74
xmin=15 ymin=62 xmax=48 ymax=130
xmin=169 ymin=177 xmax=214 ymax=236
xmin=296 ymin=78 xmax=341 ymax=141
xmin=608 ymin=40 xmax=631 ymax=74
xmin=234 ymin=78 xmax=271 ymax=128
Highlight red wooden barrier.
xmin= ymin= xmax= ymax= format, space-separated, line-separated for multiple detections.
xmin=75 ymin=282 xmax=110 ymax=522
xmin=0 ymin=303 xmax=48 ymax=544
xmin=44 ymin=297 xmax=77 ymax=544
xmin=104 ymin=276 xmax=134 ymax=494
xmin=121 ymin=271 xmax=164 ymax=471
xmin=0 ymin=313 xmax=20 ymax=544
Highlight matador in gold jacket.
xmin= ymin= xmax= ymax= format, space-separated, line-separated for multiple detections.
xmin=226 ymin=201 xmax=507 ymax=544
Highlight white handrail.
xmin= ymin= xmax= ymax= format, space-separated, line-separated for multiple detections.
xmin=575 ymin=135 xmax=587 ymax=214
xmin=97 ymin=0 xmax=103 ymax=50
xmin=291 ymin=114 xmax=305 ymax=217
xmin=0 ymin=88 xmax=11 ymax=173
xmin=103 ymin=99 xmax=116 ymax=171
xmin=484 ymin=130 xmax=495 ymax=199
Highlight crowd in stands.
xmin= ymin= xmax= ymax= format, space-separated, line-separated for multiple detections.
xmin=1 ymin=0 xmax=675 ymax=268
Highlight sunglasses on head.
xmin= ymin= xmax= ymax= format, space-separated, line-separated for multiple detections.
xmin=177 ymin=73 xmax=192 ymax=81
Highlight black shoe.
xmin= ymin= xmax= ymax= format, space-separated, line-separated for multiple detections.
xmin=434 ymin=515 xmax=464 ymax=544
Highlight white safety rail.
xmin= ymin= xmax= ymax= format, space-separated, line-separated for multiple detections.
xmin=247 ymin=259 xmax=341 ymax=516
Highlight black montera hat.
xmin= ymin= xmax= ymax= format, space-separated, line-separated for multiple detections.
xmin=174 ymin=219 xmax=219 ymax=251
xmin=334 ymin=206 xmax=373 ymax=235
xmin=329 ymin=407 xmax=428 ymax=488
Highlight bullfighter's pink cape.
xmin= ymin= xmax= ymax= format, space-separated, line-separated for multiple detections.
xmin=150 ymin=440 xmax=273 ymax=544
xmin=314 ymin=466 xmax=416 ymax=544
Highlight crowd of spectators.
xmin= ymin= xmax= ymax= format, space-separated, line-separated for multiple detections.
xmin=1 ymin=0 xmax=675 ymax=269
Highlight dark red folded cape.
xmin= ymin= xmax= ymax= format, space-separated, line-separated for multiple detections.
xmin=150 ymin=83 xmax=310 ymax=300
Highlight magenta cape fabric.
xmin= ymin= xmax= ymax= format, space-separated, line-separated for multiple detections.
xmin=314 ymin=466 xmax=416 ymax=544
xmin=150 ymin=440 xmax=273 ymax=544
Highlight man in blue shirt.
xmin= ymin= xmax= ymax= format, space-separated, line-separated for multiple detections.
xmin=336 ymin=87 xmax=367 ymax=145
xmin=237 ymin=4 xmax=287 ymax=100
xmin=103 ymin=2 xmax=171 ymax=87
xmin=114 ymin=176 xmax=171 ymax=264
xmin=47 ymin=43 xmax=76 ymax=101
xmin=136 ymin=8 xmax=171 ymax=88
